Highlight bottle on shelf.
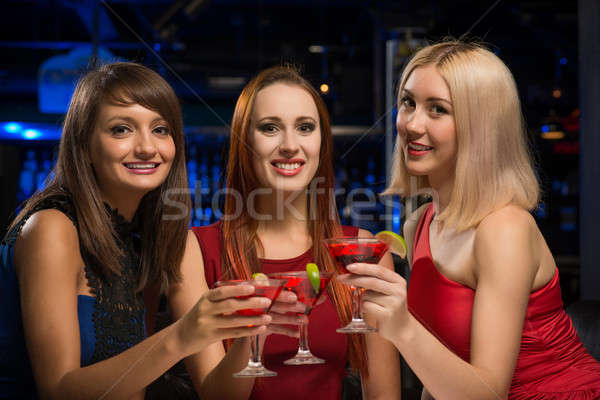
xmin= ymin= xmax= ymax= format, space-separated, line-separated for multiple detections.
xmin=18 ymin=149 xmax=38 ymax=202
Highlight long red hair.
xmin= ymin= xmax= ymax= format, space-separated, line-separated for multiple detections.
xmin=221 ymin=65 xmax=368 ymax=377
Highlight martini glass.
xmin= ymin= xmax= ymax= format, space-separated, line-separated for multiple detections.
xmin=268 ymin=270 xmax=333 ymax=365
xmin=215 ymin=278 xmax=288 ymax=377
xmin=323 ymin=237 xmax=389 ymax=333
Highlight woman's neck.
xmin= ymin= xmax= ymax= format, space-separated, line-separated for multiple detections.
xmin=101 ymin=191 xmax=143 ymax=222
xmin=255 ymin=189 xmax=310 ymax=235
xmin=428 ymin=172 xmax=454 ymax=217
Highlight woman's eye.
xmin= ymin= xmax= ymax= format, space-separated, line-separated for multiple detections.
xmin=298 ymin=123 xmax=315 ymax=134
xmin=399 ymin=96 xmax=415 ymax=108
xmin=153 ymin=126 xmax=171 ymax=136
xmin=110 ymin=125 xmax=131 ymax=135
xmin=258 ymin=124 xmax=278 ymax=134
xmin=431 ymin=104 xmax=448 ymax=115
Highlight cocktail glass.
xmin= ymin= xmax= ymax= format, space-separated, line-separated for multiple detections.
xmin=323 ymin=237 xmax=389 ymax=333
xmin=214 ymin=278 xmax=288 ymax=377
xmin=268 ymin=270 xmax=333 ymax=365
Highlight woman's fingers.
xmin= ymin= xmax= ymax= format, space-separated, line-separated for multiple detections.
xmin=207 ymin=284 xmax=254 ymax=301
xmin=214 ymin=313 xmax=272 ymax=329
xmin=211 ymin=296 xmax=272 ymax=315
xmin=217 ymin=325 xmax=268 ymax=339
xmin=346 ymin=263 xmax=405 ymax=283
xmin=361 ymin=298 xmax=387 ymax=316
xmin=362 ymin=290 xmax=405 ymax=310
xmin=338 ymin=275 xmax=404 ymax=296
xmin=269 ymin=301 xmax=306 ymax=314
xmin=275 ymin=290 xmax=297 ymax=303
xmin=266 ymin=324 xmax=300 ymax=338
xmin=268 ymin=312 xmax=304 ymax=326
xmin=336 ymin=263 xmax=406 ymax=295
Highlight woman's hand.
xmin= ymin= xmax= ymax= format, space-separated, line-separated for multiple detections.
xmin=337 ymin=263 xmax=409 ymax=343
xmin=176 ymin=284 xmax=273 ymax=356
xmin=263 ymin=290 xmax=305 ymax=338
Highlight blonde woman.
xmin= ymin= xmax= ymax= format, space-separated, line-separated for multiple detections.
xmin=338 ymin=41 xmax=600 ymax=399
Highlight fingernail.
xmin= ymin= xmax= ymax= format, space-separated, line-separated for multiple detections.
xmin=346 ymin=264 xmax=356 ymax=271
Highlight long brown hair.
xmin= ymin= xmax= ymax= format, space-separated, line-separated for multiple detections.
xmin=221 ymin=65 xmax=368 ymax=376
xmin=8 ymin=62 xmax=190 ymax=291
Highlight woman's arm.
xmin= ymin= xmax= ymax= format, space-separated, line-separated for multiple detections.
xmin=16 ymin=211 xmax=268 ymax=400
xmin=357 ymin=229 xmax=402 ymax=400
xmin=168 ymin=231 xmax=255 ymax=399
xmin=168 ymin=231 xmax=301 ymax=400
xmin=342 ymin=206 xmax=539 ymax=400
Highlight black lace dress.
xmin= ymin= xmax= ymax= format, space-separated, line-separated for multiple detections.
xmin=0 ymin=194 xmax=146 ymax=398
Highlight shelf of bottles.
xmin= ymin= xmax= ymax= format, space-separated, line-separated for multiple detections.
xmin=186 ymin=134 xmax=228 ymax=227
xmin=15 ymin=146 xmax=57 ymax=206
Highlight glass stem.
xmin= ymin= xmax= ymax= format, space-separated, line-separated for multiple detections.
xmin=298 ymin=319 xmax=309 ymax=352
xmin=250 ymin=335 xmax=261 ymax=364
xmin=351 ymin=285 xmax=363 ymax=320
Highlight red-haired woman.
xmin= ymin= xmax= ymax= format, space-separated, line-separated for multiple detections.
xmin=0 ymin=62 xmax=273 ymax=400
xmin=184 ymin=66 xmax=401 ymax=399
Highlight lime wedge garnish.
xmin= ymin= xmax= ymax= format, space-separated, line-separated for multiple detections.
xmin=252 ymin=272 xmax=268 ymax=283
xmin=375 ymin=230 xmax=407 ymax=258
xmin=306 ymin=263 xmax=321 ymax=293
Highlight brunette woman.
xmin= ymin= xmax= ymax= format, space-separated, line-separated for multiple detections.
xmin=0 ymin=62 xmax=273 ymax=400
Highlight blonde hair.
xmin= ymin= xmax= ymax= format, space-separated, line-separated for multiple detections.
xmin=384 ymin=40 xmax=539 ymax=231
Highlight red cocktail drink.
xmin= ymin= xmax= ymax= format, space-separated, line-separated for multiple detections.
xmin=323 ymin=237 xmax=389 ymax=333
xmin=215 ymin=278 xmax=288 ymax=377
xmin=268 ymin=271 xmax=333 ymax=365
xmin=232 ymin=284 xmax=285 ymax=316
xmin=326 ymin=240 xmax=389 ymax=274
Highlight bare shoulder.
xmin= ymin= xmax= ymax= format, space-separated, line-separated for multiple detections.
xmin=17 ymin=208 xmax=79 ymax=251
xmin=473 ymin=205 xmax=539 ymax=281
xmin=14 ymin=208 xmax=81 ymax=281
xmin=476 ymin=205 xmax=536 ymax=243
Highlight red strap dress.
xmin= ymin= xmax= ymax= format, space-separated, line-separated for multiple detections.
xmin=407 ymin=204 xmax=600 ymax=399
xmin=192 ymin=222 xmax=358 ymax=400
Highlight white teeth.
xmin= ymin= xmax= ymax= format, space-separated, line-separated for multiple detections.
xmin=125 ymin=163 xmax=157 ymax=169
xmin=408 ymin=143 xmax=433 ymax=151
xmin=275 ymin=162 xmax=301 ymax=170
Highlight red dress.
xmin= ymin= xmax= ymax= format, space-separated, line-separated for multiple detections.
xmin=192 ymin=222 xmax=357 ymax=400
xmin=407 ymin=204 xmax=600 ymax=399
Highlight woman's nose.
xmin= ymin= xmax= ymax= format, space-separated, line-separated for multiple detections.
xmin=279 ymin=130 xmax=300 ymax=155
xmin=405 ymin=108 xmax=427 ymax=136
xmin=134 ymin=130 xmax=158 ymax=158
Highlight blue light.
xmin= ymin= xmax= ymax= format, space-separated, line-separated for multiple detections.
xmin=22 ymin=129 xmax=42 ymax=140
xmin=154 ymin=43 xmax=161 ymax=51
xmin=541 ymin=125 xmax=549 ymax=133
xmin=0 ymin=122 xmax=62 ymax=141
xmin=4 ymin=122 xmax=22 ymax=133
xmin=560 ymin=57 xmax=568 ymax=65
